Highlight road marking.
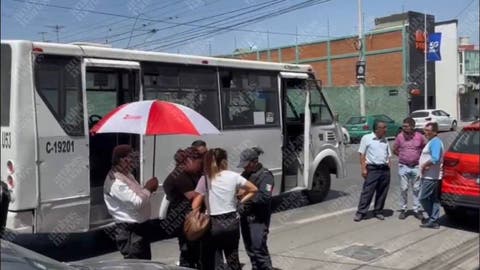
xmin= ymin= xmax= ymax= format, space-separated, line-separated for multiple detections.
xmin=292 ymin=207 xmax=358 ymax=225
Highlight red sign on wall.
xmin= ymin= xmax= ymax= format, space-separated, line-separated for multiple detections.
xmin=415 ymin=30 xmax=426 ymax=52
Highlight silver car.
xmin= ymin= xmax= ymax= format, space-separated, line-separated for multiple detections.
xmin=1 ymin=240 xmax=192 ymax=270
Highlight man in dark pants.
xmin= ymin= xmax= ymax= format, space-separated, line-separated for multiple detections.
xmin=354 ymin=121 xmax=392 ymax=222
xmin=1 ymin=180 xmax=11 ymax=237
xmin=238 ymin=147 xmax=274 ymax=270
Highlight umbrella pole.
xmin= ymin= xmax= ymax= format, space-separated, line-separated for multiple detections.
xmin=152 ymin=135 xmax=156 ymax=177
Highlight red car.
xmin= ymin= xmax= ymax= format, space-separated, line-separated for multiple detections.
xmin=441 ymin=121 xmax=480 ymax=217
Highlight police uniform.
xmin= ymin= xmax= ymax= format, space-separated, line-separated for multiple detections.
xmin=239 ymin=154 xmax=274 ymax=270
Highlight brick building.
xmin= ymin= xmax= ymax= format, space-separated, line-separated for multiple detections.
xmin=228 ymin=11 xmax=437 ymax=124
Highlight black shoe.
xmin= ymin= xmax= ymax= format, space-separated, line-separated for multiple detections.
xmin=419 ymin=221 xmax=440 ymax=229
xmin=354 ymin=213 xmax=364 ymax=222
xmin=414 ymin=212 xmax=424 ymax=220
xmin=421 ymin=218 xmax=429 ymax=224
xmin=398 ymin=211 xmax=407 ymax=220
xmin=375 ymin=213 xmax=385 ymax=220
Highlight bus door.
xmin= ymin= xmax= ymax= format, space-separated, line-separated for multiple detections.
xmin=280 ymin=72 xmax=312 ymax=191
xmin=84 ymin=59 xmax=141 ymax=229
xmin=34 ymin=55 xmax=90 ymax=232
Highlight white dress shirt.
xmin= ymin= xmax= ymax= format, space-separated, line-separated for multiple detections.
xmin=358 ymin=133 xmax=392 ymax=165
xmin=104 ymin=172 xmax=151 ymax=223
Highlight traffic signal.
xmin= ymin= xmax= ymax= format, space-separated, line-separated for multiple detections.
xmin=356 ymin=61 xmax=366 ymax=82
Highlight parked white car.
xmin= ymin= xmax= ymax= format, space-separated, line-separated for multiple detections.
xmin=410 ymin=109 xmax=457 ymax=131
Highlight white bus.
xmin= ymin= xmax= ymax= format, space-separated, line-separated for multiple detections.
xmin=1 ymin=40 xmax=346 ymax=234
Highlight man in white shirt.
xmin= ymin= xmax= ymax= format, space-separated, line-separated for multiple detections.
xmin=354 ymin=121 xmax=392 ymax=222
xmin=104 ymin=144 xmax=158 ymax=259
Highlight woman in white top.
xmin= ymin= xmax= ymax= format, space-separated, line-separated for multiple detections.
xmin=104 ymin=144 xmax=158 ymax=260
xmin=193 ymin=148 xmax=257 ymax=270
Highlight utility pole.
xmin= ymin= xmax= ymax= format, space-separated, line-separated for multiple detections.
xmin=38 ymin=31 xmax=48 ymax=42
xmin=358 ymin=0 xmax=366 ymax=116
xmin=424 ymin=13 xmax=428 ymax=110
xmin=46 ymin=25 xmax=65 ymax=43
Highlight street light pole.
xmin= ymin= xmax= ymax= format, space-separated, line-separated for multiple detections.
xmin=358 ymin=0 xmax=366 ymax=116
xmin=424 ymin=12 xmax=428 ymax=109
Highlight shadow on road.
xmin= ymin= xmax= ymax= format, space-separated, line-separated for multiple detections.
xmin=438 ymin=209 xmax=479 ymax=233
xmin=7 ymin=189 xmax=351 ymax=262
xmin=8 ymin=219 xmax=174 ymax=262
xmin=271 ymin=189 xmax=349 ymax=213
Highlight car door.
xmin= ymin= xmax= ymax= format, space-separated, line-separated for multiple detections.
xmin=431 ymin=110 xmax=444 ymax=130
xmin=439 ymin=110 xmax=453 ymax=130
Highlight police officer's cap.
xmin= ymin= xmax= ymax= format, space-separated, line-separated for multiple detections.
xmin=237 ymin=147 xmax=263 ymax=168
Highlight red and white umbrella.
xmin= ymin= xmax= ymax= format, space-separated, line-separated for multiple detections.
xmin=90 ymin=100 xmax=220 ymax=175
xmin=91 ymin=100 xmax=220 ymax=136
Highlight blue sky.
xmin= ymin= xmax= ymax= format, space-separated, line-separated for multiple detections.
xmin=1 ymin=0 xmax=478 ymax=55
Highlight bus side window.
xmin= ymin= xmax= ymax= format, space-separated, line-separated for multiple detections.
xmin=142 ymin=63 xmax=220 ymax=128
xmin=1 ymin=44 xmax=12 ymax=127
xmin=35 ymin=55 xmax=84 ymax=136
xmin=220 ymin=69 xmax=279 ymax=129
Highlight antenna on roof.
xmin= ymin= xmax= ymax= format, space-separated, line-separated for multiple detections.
xmin=45 ymin=25 xmax=65 ymax=42
xmin=38 ymin=31 xmax=48 ymax=42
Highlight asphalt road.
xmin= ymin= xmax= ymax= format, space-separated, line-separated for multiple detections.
xmin=6 ymin=131 xmax=480 ymax=269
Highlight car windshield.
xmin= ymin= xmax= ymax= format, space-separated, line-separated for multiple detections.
xmin=347 ymin=117 xmax=366 ymax=125
xmin=410 ymin=112 xmax=429 ymax=118
xmin=450 ymin=130 xmax=480 ymax=155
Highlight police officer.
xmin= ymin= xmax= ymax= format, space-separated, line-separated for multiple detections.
xmin=238 ymin=147 xmax=274 ymax=270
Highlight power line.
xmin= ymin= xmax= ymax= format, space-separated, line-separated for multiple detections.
xmin=61 ymin=1 xmax=181 ymax=41
xmin=142 ymin=0 xmax=326 ymax=50
xmin=115 ymin=0 xmax=288 ymax=46
xmin=455 ymin=0 xmax=476 ymax=18
xmin=12 ymin=0 xmax=325 ymax=39
xmin=148 ymin=0 xmax=333 ymax=51
xmin=13 ymin=0 xmax=334 ymax=52
xmin=75 ymin=1 xmax=191 ymax=43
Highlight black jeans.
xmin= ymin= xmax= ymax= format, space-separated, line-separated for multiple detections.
xmin=357 ymin=165 xmax=391 ymax=215
xmin=201 ymin=212 xmax=241 ymax=270
xmin=240 ymin=215 xmax=272 ymax=270
xmin=178 ymin=233 xmax=201 ymax=268
xmin=115 ymin=222 xmax=151 ymax=260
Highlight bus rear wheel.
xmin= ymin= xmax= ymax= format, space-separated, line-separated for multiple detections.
xmin=307 ymin=164 xmax=331 ymax=203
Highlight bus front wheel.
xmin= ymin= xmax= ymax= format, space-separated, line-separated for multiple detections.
xmin=307 ymin=164 xmax=331 ymax=203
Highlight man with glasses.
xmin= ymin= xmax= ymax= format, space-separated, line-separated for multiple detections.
xmin=393 ymin=117 xmax=427 ymax=220
xmin=354 ymin=120 xmax=392 ymax=222
xmin=418 ymin=122 xmax=444 ymax=229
